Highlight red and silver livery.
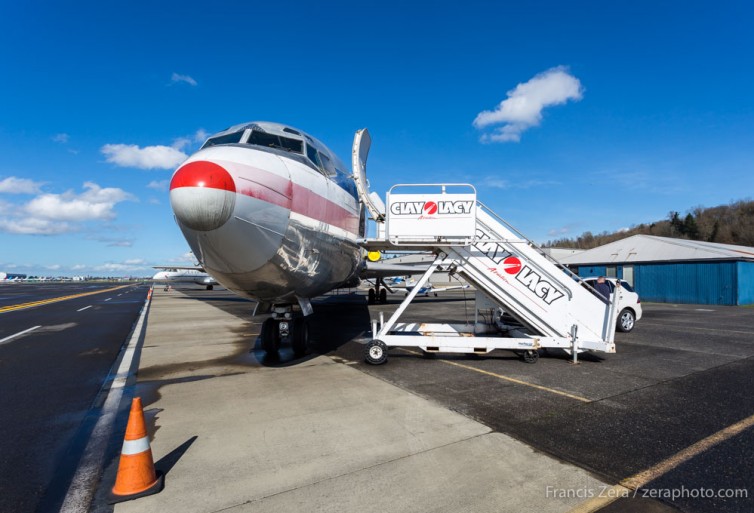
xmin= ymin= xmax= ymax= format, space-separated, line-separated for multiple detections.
xmin=170 ymin=122 xmax=365 ymax=304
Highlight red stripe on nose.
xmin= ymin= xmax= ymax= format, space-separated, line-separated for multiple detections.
xmin=170 ymin=161 xmax=236 ymax=192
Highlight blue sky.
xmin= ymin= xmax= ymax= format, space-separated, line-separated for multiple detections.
xmin=1 ymin=1 xmax=753 ymax=276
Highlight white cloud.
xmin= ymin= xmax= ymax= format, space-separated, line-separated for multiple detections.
xmin=71 ymin=264 xmax=87 ymax=271
xmin=547 ymin=223 xmax=580 ymax=237
xmin=168 ymin=251 xmax=196 ymax=263
xmin=548 ymin=227 xmax=570 ymax=237
xmin=86 ymin=234 xmax=135 ymax=247
xmin=108 ymin=240 xmax=133 ymax=247
xmin=95 ymin=261 xmax=149 ymax=273
xmin=0 ymin=217 xmax=73 ymax=235
xmin=24 ymin=182 xmax=135 ymax=222
xmin=0 ymin=182 xmax=135 ymax=235
xmin=147 ymin=180 xmax=169 ymax=191
xmin=480 ymin=176 xmax=561 ymax=190
xmin=124 ymin=258 xmax=146 ymax=265
xmin=52 ymin=133 xmax=69 ymax=143
xmin=173 ymin=129 xmax=209 ymax=152
xmin=0 ymin=176 xmax=44 ymax=194
xmin=473 ymin=66 xmax=583 ymax=143
xmin=171 ymin=72 xmax=197 ymax=86
xmin=101 ymin=143 xmax=187 ymax=170
xmin=480 ymin=177 xmax=509 ymax=189
xmin=194 ymin=128 xmax=208 ymax=143
xmin=171 ymin=137 xmax=192 ymax=151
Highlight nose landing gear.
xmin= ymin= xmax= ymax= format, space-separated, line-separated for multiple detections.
xmin=259 ymin=305 xmax=311 ymax=357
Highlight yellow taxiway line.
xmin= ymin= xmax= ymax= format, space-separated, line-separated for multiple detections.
xmin=0 ymin=285 xmax=129 ymax=314
xmin=567 ymin=412 xmax=754 ymax=512
xmin=398 ymin=347 xmax=592 ymax=402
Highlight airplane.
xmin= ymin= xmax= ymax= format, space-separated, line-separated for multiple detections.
xmin=168 ymin=121 xmax=419 ymax=356
xmin=152 ymin=267 xmax=218 ymax=290
xmin=401 ymin=279 xmax=470 ymax=297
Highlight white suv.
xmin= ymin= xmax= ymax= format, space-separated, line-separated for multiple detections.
xmin=582 ymin=277 xmax=643 ymax=333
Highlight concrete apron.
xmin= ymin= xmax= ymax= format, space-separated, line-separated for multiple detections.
xmin=115 ymin=288 xmax=606 ymax=513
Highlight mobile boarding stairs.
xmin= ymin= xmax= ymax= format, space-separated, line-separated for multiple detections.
xmin=358 ymin=183 xmax=626 ymax=366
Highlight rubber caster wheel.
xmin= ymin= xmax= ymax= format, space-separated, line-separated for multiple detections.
xmin=522 ymin=349 xmax=539 ymax=364
xmin=364 ymin=340 xmax=388 ymax=365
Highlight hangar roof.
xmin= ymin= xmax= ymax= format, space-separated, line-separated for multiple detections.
xmin=557 ymin=235 xmax=754 ymax=265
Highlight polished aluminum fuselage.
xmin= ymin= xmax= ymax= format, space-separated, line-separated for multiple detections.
xmin=171 ymin=144 xmax=363 ymax=303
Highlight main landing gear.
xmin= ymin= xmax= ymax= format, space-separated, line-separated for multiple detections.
xmin=368 ymin=278 xmax=389 ymax=305
xmin=260 ymin=305 xmax=310 ymax=357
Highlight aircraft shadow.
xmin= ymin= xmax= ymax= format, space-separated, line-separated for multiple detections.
xmin=255 ymin=297 xmax=371 ymax=368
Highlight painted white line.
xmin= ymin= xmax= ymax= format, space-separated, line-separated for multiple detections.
xmin=104 ymin=298 xmax=112 ymax=302
xmin=117 ymin=294 xmax=122 ymax=297
xmin=60 ymin=296 xmax=151 ymax=513
xmin=0 ymin=325 xmax=42 ymax=346
xmin=77 ymin=305 xmax=92 ymax=312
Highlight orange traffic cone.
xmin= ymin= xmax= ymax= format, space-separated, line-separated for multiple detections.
xmin=109 ymin=397 xmax=164 ymax=503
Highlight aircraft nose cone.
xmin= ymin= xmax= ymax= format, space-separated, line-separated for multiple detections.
xmin=170 ymin=161 xmax=237 ymax=231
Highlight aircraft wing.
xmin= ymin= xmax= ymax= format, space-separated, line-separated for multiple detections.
xmin=153 ymin=265 xmax=206 ymax=272
xmin=360 ymin=262 xmax=429 ymax=280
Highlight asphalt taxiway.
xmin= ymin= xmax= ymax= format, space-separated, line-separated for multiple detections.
xmin=2 ymin=284 xmax=752 ymax=513
xmin=111 ymin=287 xmax=751 ymax=513
xmin=0 ymin=283 xmax=149 ymax=513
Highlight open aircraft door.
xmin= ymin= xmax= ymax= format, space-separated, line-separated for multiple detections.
xmin=352 ymin=129 xmax=386 ymax=237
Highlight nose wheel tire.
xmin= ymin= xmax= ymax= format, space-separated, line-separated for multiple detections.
xmin=364 ymin=340 xmax=388 ymax=365
xmin=368 ymin=288 xmax=376 ymax=305
xmin=379 ymin=289 xmax=387 ymax=303
xmin=260 ymin=318 xmax=280 ymax=354
xmin=291 ymin=317 xmax=309 ymax=357
xmin=617 ymin=309 xmax=635 ymax=333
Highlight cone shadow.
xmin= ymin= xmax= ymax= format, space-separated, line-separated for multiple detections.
xmin=155 ymin=435 xmax=198 ymax=477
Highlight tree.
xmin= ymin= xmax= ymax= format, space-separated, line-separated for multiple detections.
xmin=540 ymin=199 xmax=754 ymax=248
xmin=684 ymin=213 xmax=700 ymax=240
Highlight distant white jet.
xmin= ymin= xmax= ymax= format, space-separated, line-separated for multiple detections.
xmin=152 ymin=266 xmax=218 ymax=290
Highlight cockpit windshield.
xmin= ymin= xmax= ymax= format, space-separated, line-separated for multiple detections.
xmin=247 ymin=131 xmax=303 ymax=154
xmin=201 ymin=131 xmax=244 ymax=149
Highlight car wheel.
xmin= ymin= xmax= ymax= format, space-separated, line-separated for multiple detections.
xmin=617 ymin=308 xmax=635 ymax=333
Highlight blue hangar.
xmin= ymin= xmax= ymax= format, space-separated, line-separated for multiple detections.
xmin=557 ymin=235 xmax=754 ymax=306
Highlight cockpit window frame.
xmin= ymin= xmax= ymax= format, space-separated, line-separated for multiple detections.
xmin=318 ymin=151 xmax=337 ymax=177
xmin=305 ymin=142 xmax=324 ymax=173
xmin=200 ymin=130 xmax=246 ymax=149
xmin=246 ymin=129 xmax=304 ymax=154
